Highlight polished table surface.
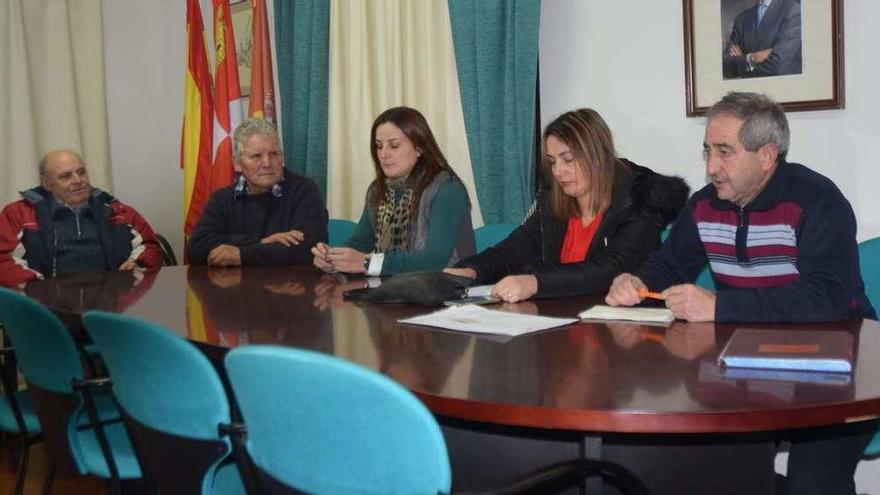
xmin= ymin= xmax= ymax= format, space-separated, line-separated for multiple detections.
xmin=23 ymin=265 xmax=880 ymax=435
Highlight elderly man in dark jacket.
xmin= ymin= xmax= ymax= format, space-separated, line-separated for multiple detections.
xmin=188 ymin=118 xmax=328 ymax=266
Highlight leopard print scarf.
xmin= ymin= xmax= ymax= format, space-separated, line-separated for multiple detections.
xmin=374 ymin=177 xmax=415 ymax=252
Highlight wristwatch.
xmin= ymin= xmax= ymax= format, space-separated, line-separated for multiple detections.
xmin=363 ymin=255 xmax=371 ymax=274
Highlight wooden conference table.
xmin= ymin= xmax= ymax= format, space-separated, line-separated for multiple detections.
xmin=24 ymin=265 xmax=880 ymax=494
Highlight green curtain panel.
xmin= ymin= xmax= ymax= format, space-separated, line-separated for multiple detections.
xmin=274 ymin=0 xmax=331 ymax=198
xmin=448 ymin=0 xmax=541 ymax=224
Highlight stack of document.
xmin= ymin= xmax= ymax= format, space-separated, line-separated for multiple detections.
xmin=579 ymin=305 xmax=675 ymax=324
xmin=398 ymin=304 xmax=578 ymax=337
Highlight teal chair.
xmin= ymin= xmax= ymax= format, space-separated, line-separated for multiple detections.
xmin=226 ymin=345 xmax=451 ymax=494
xmin=0 ymin=288 xmax=139 ymax=493
xmin=474 ymin=223 xmax=517 ymax=253
xmin=659 ymin=227 xmax=716 ymax=290
xmin=696 ymin=265 xmax=716 ymax=290
xmin=859 ymin=237 xmax=880 ymax=456
xmin=0 ymin=341 xmax=41 ymax=495
xmin=225 ymin=345 xmax=649 ymax=494
xmin=859 ymin=237 xmax=880 ymax=314
xmin=82 ymin=311 xmax=246 ymax=495
xmin=328 ymin=218 xmax=357 ymax=247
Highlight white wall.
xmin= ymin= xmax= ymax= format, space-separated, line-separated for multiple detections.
xmin=539 ymin=0 xmax=880 ymax=241
xmin=539 ymin=0 xmax=880 ymax=490
xmin=102 ymin=0 xmax=188 ymax=256
xmin=105 ymin=0 xmax=880 ymax=253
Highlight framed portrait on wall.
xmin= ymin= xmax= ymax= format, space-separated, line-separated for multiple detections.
xmin=231 ymin=0 xmax=253 ymax=96
xmin=683 ymin=0 xmax=843 ymax=116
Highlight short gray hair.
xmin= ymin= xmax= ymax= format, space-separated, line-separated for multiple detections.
xmin=232 ymin=118 xmax=280 ymax=162
xmin=706 ymin=92 xmax=790 ymax=160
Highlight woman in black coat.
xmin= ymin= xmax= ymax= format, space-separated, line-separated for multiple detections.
xmin=444 ymin=108 xmax=689 ymax=302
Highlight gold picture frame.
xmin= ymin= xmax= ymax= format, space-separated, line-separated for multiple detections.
xmin=683 ymin=0 xmax=844 ymax=116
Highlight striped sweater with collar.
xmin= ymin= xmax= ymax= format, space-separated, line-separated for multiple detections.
xmin=638 ymin=160 xmax=875 ymax=322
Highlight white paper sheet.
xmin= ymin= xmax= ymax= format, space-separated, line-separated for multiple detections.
xmin=399 ymin=305 xmax=578 ymax=337
xmin=579 ymin=305 xmax=674 ymax=324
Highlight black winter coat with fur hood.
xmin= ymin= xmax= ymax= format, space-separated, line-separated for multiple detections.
xmin=457 ymin=159 xmax=689 ymax=298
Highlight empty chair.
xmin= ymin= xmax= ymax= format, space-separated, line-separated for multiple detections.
xmin=0 ymin=340 xmax=41 ymax=495
xmin=226 ymin=345 xmax=449 ymax=493
xmin=474 ymin=223 xmax=518 ymax=253
xmin=82 ymin=311 xmax=246 ymax=495
xmin=225 ymin=345 xmax=648 ymax=494
xmin=328 ymin=218 xmax=357 ymax=247
xmin=0 ymin=288 xmax=140 ymax=493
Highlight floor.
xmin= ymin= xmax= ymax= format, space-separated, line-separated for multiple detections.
xmin=0 ymin=436 xmax=105 ymax=495
xmin=4 ymin=433 xmax=880 ymax=494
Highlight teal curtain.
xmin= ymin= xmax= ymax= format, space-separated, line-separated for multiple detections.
xmin=448 ymin=0 xmax=541 ymax=224
xmin=274 ymin=0 xmax=330 ymax=197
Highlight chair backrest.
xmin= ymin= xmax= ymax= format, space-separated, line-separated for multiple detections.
xmin=859 ymin=237 xmax=880 ymax=309
xmin=863 ymin=237 xmax=880 ymax=457
xmin=225 ymin=345 xmax=451 ymax=494
xmin=0 ymin=288 xmax=83 ymax=394
xmin=82 ymin=311 xmax=234 ymax=495
xmin=155 ymin=233 xmax=178 ymax=266
xmin=328 ymin=219 xmax=357 ymax=247
xmin=0 ymin=288 xmax=89 ymax=474
xmin=474 ymin=223 xmax=517 ymax=253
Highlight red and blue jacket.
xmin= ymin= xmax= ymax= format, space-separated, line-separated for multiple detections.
xmin=0 ymin=186 xmax=162 ymax=288
xmin=638 ymin=160 xmax=876 ymax=322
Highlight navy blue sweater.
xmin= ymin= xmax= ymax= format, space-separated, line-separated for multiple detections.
xmin=188 ymin=170 xmax=328 ymax=266
xmin=638 ymin=160 xmax=875 ymax=322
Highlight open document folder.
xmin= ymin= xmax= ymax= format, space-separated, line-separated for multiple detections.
xmin=579 ymin=305 xmax=675 ymax=324
xmin=398 ymin=305 xmax=578 ymax=337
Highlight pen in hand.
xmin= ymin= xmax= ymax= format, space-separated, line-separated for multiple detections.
xmin=638 ymin=289 xmax=665 ymax=301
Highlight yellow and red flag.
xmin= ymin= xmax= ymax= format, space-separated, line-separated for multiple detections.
xmin=249 ymin=0 xmax=276 ymax=122
xmin=181 ymin=0 xmax=214 ymax=237
xmin=211 ymin=0 xmax=244 ymax=191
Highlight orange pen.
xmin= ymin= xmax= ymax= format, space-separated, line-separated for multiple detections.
xmin=638 ymin=289 xmax=665 ymax=301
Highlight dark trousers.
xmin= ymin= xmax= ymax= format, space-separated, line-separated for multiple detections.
xmin=780 ymin=419 xmax=878 ymax=495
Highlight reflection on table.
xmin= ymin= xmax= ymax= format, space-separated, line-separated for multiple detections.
xmin=22 ymin=265 xmax=880 ymax=434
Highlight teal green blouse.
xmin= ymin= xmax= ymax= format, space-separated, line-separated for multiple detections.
xmin=344 ymin=179 xmax=471 ymax=275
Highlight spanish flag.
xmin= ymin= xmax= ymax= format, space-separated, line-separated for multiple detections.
xmin=249 ymin=0 xmax=276 ymax=122
xmin=210 ymin=0 xmax=244 ymax=191
xmin=181 ymin=0 xmax=214 ymax=237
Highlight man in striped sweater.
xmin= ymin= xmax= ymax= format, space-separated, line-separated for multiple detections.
xmin=606 ymin=91 xmax=875 ymax=495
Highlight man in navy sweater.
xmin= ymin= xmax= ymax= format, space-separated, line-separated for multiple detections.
xmin=188 ymin=118 xmax=328 ymax=266
xmin=606 ymin=91 xmax=875 ymax=494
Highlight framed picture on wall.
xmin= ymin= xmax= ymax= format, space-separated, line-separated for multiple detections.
xmin=683 ymin=0 xmax=843 ymax=116
xmin=231 ymin=0 xmax=253 ymax=96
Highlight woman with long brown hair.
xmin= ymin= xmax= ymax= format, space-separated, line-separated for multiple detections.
xmin=445 ymin=108 xmax=689 ymax=302
xmin=312 ymin=107 xmax=475 ymax=275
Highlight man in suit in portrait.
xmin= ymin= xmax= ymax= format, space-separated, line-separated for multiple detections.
xmin=723 ymin=0 xmax=803 ymax=79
